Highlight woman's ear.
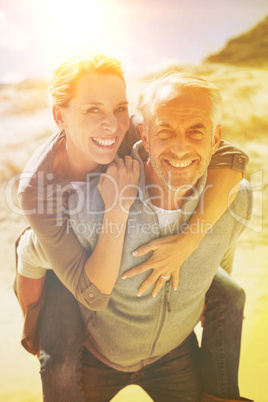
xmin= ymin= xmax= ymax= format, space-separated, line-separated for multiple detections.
xmin=138 ymin=123 xmax=149 ymax=152
xmin=52 ymin=104 xmax=65 ymax=128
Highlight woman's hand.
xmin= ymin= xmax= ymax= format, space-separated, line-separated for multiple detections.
xmin=122 ymin=232 xmax=199 ymax=297
xmin=98 ymin=156 xmax=140 ymax=215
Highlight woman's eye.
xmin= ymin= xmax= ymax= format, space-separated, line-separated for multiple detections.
xmin=87 ymin=107 xmax=100 ymax=113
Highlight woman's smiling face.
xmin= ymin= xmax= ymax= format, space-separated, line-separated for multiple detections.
xmin=57 ymin=72 xmax=129 ymax=169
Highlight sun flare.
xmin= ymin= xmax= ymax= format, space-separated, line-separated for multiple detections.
xmin=49 ymin=0 xmax=103 ymax=47
xmin=43 ymin=0 xmax=125 ymax=72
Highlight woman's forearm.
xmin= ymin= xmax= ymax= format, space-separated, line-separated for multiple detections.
xmin=180 ymin=168 xmax=243 ymax=244
xmin=84 ymin=209 xmax=129 ymax=295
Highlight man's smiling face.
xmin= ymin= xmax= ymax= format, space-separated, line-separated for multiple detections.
xmin=142 ymin=88 xmax=221 ymax=193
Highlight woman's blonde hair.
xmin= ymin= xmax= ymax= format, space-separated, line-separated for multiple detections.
xmin=49 ymin=54 xmax=125 ymax=106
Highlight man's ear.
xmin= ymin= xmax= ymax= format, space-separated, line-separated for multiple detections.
xmin=138 ymin=123 xmax=149 ymax=152
xmin=212 ymin=124 xmax=222 ymax=154
xmin=52 ymin=104 xmax=65 ymax=128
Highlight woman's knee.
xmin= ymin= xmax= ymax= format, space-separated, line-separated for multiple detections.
xmin=206 ymin=268 xmax=246 ymax=313
xmin=40 ymin=348 xmax=81 ymax=385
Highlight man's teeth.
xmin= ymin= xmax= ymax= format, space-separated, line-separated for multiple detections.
xmin=93 ymin=138 xmax=116 ymax=146
xmin=167 ymin=160 xmax=193 ymax=168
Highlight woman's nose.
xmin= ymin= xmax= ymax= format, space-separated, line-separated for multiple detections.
xmin=101 ymin=114 xmax=119 ymax=132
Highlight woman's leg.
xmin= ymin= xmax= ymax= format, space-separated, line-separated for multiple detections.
xmin=200 ymin=267 xmax=245 ymax=400
xmin=39 ymin=271 xmax=85 ymax=402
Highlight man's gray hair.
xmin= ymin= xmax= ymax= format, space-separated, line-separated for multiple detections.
xmin=138 ymin=72 xmax=223 ymax=134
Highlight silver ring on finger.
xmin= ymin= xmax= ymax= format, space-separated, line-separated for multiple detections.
xmin=161 ymin=275 xmax=171 ymax=280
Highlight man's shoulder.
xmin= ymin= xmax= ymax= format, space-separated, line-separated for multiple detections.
xmin=229 ymin=179 xmax=252 ymax=219
xmin=220 ymin=178 xmax=253 ymax=237
xmin=68 ymin=177 xmax=104 ymax=218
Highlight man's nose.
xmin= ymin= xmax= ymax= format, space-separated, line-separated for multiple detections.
xmin=170 ymin=134 xmax=189 ymax=156
xmin=102 ymin=114 xmax=119 ymax=132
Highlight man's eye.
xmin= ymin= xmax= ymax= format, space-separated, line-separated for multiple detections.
xmin=158 ymin=130 xmax=174 ymax=138
xmin=188 ymin=130 xmax=204 ymax=139
xmin=115 ymin=106 xmax=128 ymax=113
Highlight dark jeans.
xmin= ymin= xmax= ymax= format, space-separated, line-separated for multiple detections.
xmin=201 ymin=268 xmax=245 ymax=399
xmin=39 ymin=268 xmax=245 ymax=401
xmin=81 ymin=333 xmax=201 ymax=402
xmin=39 ymin=271 xmax=84 ymax=402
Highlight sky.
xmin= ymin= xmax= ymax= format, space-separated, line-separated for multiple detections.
xmin=0 ymin=0 xmax=267 ymax=83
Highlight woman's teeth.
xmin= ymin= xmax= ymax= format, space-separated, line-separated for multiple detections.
xmin=93 ymin=138 xmax=116 ymax=146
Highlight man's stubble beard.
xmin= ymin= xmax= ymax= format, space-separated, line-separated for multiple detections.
xmin=149 ymin=154 xmax=209 ymax=195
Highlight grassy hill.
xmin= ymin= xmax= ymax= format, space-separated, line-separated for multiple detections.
xmin=205 ymin=16 xmax=268 ymax=68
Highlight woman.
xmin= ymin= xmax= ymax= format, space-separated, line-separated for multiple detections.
xmin=16 ymin=54 xmax=248 ymax=401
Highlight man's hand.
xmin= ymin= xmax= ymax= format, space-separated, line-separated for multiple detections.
xmin=122 ymin=232 xmax=199 ymax=297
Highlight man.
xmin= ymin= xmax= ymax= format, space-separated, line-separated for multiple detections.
xmin=63 ymin=73 xmax=252 ymax=401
